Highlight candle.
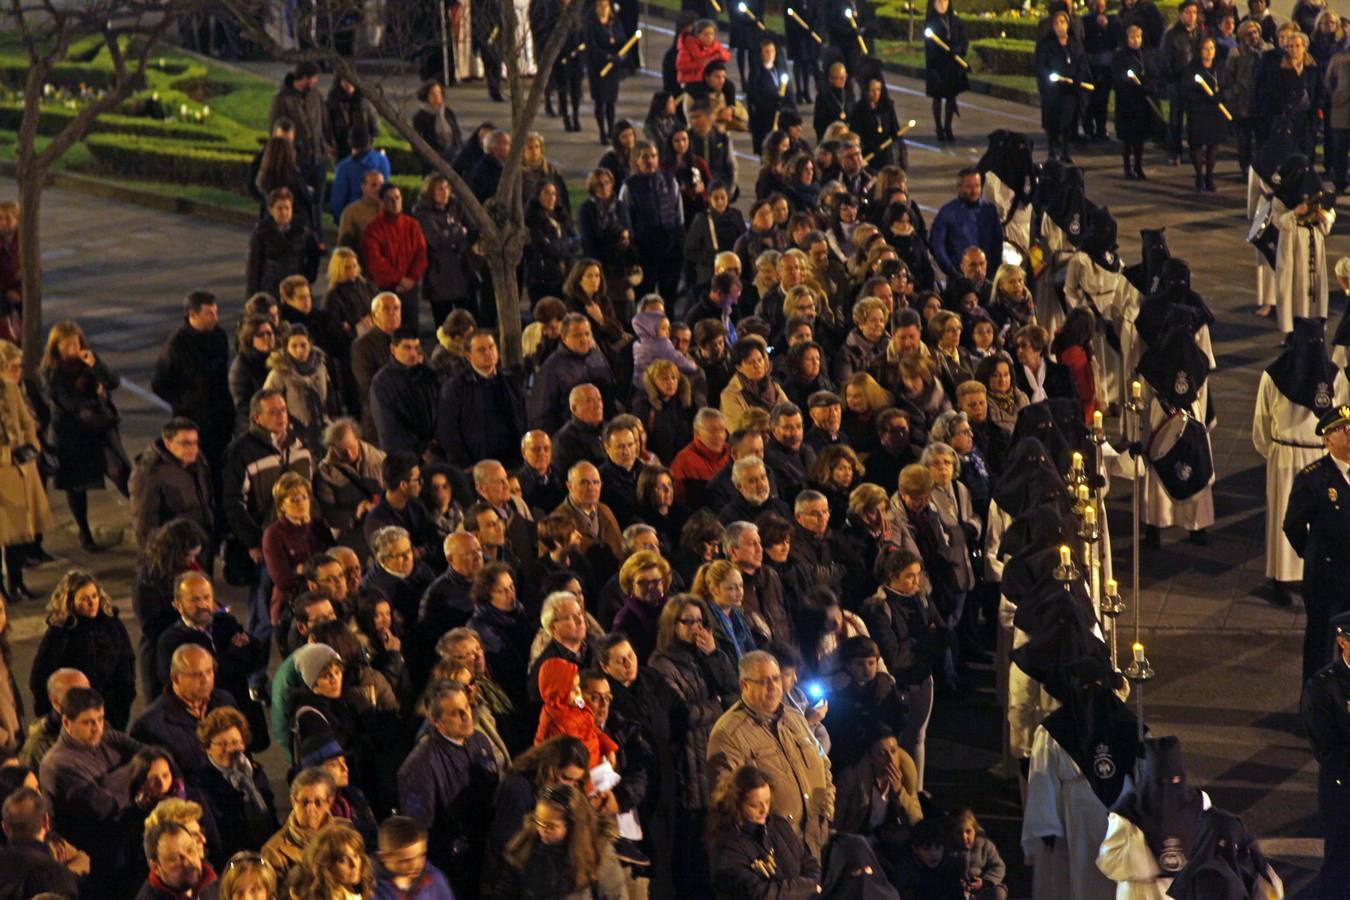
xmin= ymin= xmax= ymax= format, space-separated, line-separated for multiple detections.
xmin=1083 ymin=504 xmax=1095 ymax=526
xmin=1132 ymin=380 xmax=1143 ymax=401
xmin=1107 ymin=578 xmax=1118 ymax=594
xmin=1059 ymin=545 xmax=1072 ymax=567
xmin=1072 ymin=451 xmax=1084 ymax=474
xmin=1078 ymin=484 xmax=1090 ymax=501
xmin=1093 ymin=410 xmax=1103 ymax=432
xmin=1133 ymin=642 xmax=1145 ymax=664
xmin=179 ymin=103 xmax=189 ymax=118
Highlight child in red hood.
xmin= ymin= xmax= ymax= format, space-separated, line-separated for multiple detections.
xmin=676 ymin=20 xmax=733 ymax=86
xmin=534 ymin=657 xmax=619 ymax=768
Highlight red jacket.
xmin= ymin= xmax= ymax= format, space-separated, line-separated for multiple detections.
xmin=534 ymin=658 xmax=618 ymax=768
xmin=670 ymin=437 xmax=731 ymax=505
xmin=361 ymin=212 xmax=428 ymax=290
xmin=676 ymin=33 xmax=732 ymax=85
xmin=1058 ymin=345 xmax=1098 ymax=424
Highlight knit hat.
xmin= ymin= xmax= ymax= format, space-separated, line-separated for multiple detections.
xmin=294 ymin=644 xmax=342 ymax=689
xmin=295 ymin=708 xmax=344 ymax=767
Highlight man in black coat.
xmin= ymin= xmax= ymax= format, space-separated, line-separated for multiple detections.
xmin=416 ymin=532 xmax=484 ymax=681
xmin=129 ymin=417 xmax=216 ymax=548
xmin=764 ymin=403 xmax=816 ymax=504
xmin=0 ymin=788 xmax=80 ymax=899
xmin=1285 ymin=405 xmax=1350 ymax=683
xmin=351 ymin=291 xmax=400 ymax=426
xmin=516 ymin=430 xmax=567 ymax=514
xmin=598 ymin=420 xmax=644 ymax=528
xmin=1300 ymin=608 xmax=1350 ymax=897
xmin=150 ymin=290 xmax=234 ymax=492
xmin=364 ymin=453 xmax=443 ymax=570
xmin=619 ymin=141 xmax=685 ymax=303
xmin=437 ymin=330 xmax=526 ymax=468
xmin=397 ymin=682 xmax=501 ymax=898
xmin=131 ymin=644 xmax=236 ymax=778
xmin=718 ymin=457 xmax=791 ymax=525
xmin=864 ymin=408 xmax=920 ymax=493
xmin=468 ymin=130 xmax=509 ymax=201
xmin=369 ymin=328 xmax=440 ymax=458
xmin=553 ymin=384 xmax=607 ymax=477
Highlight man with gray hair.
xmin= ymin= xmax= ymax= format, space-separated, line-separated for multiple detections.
xmin=791 ymin=489 xmax=844 ymax=593
xmin=361 ymin=524 xmax=435 ymax=626
xmin=707 ymin=427 xmax=777 ymax=509
xmin=0 ymin=787 xmax=78 ymax=897
xmin=723 ymin=522 xmax=793 ymax=644
xmin=469 ymin=129 xmax=511 ymax=201
xmin=553 ymin=383 xmax=607 ymax=476
xmin=351 ymin=291 xmax=401 ymax=422
xmin=718 ymin=456 xmax=789 ymax=524
xmin=707 ymin=650 xmax=835 ymax=856
xmin=473 ymin=458 xmax=536 ymax=554
xmin=553 ymin=461 xmax=623 ymax=582
xmin=398 ymin=680 xmax=501 ymax=898
xmin=671 ymin=408 xmax=732 ymax=507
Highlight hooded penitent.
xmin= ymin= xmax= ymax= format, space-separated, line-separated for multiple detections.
xmin=1133 ymin=258 xmax=1214 ymax=348
xmin=1268 ymin=316 xmax=1337 ymax=414
xmin=1009 ymin=583 xmax=1106 ymax=702
xmin=1010 ymin=399 xmax=1092 ymax=478
xmin=1041 ymin=655 xmax=1141 ymax=808
xmin=1146 ymin=411 xmax=1214 ymax=502
xmin=990 ymin=437 xmax=1065 ymax=518
xmin=1111 ymin=735 xmax=1205 ymax=877
xmin=978 ymin=129 xmax=1038 ymax=208
xmin=1080 ymin=203 xmax=1121 ymax=273
xmin=1166 ymin=808 xmax=1273 ymax=900
xmin=1123 ymin=227 xmax=1171 ymax=295
xmin=1137 ymin=320 xmax=1210 ymax=411
xmin=1036 ymin=158 xmax=1089 ymax=247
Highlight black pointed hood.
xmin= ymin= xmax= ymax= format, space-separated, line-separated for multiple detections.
xmin=1042 ymin=655 xmax=1142 ymax=807
xmin=991 ymin=437 xmax=1064 ymax=517
xmin=1134 ymin=258 xmax=1213 ymax=348
xmin=1112 ymin=736 xmax=1205 ymax=877
xmin=1268 ymin=317 xmax=1338 ymax=413
xmin=1124 ymin=227 xmax=1171 ymax=295
xmin=1080 ymin=203 xmax=1120 ymax=272
xmin=977 ymin=129 xmax=1038 ymax=207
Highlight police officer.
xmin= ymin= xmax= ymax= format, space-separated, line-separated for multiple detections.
xmin=1300 ymin=608 xmax=1350 ymax=898
xmin=1284 ymin=404 xmax=1350 ymax=684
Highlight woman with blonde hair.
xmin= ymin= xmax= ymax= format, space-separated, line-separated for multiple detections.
xmin=41 ymin=319 xmax=130 ymax=552
xmin=842 ymin=371 xmax=894 ymax=455
xmin=893 ymin=352 xmax=952 ymax=435
xmin=496 ymin=782 xmax=626 ymax=899
xmin=30 ymin=569 xmax=135 ymax=727
xmin=928 ymin=309 xmax=975 ymax=394
xmin=692 ymin=558 xmax=761 ymax=658
xmin=219 ymin=851 xmax=279 ymax=900
xmin=0 ymin=339 xmax=50 ymax=601
xmin=287 ymin=821 xmax=375 ymax=899
xmin=633 ymin=359 xmax=695 ymax=464
xmin=988 ymin=262 xmax=1036 ymax=345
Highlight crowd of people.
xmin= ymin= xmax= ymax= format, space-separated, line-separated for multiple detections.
xmin=2 ymin=0 xmax=1349 ymax=896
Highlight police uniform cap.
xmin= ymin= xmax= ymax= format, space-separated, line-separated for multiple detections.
xmin=1332 ymin=610 xmax=1350 ymax=635
xmin=1315 ymin=405 xmax=1350 ymax=436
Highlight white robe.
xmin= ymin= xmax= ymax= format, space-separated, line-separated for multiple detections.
xmin=453 ymin=3 xmax=483 ymax=81
xmin=1142 ymin=326 xmax=1217 ymax=530
xmin=1096 ymin=794 xmax=1212 ymax=900
xmin=1023 ymin=725 xmax=1121 ymax=900
xmin=1248 ymin=169 xmax=1279 ymax=310
xmin=1274 ymin=205 xmax=1336 ymax=334
xmin=1251 ymin=369 xmax=1350 ymax=581
xmin=515 ymin=0 xmax=537 ymax=74
xmin=983 ymin=173 xmax=1033 ymax=256
xmin=1065 ymin=252 xmax=1137 ymax=410
xmin=1033 ymin=215 xmax=1074 ymax=337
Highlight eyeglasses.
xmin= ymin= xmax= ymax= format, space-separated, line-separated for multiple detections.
xmin=743 ymin=675 xmax=781 ymax=687
xmin=225 ymin=851 xmax=271 ymax=872
xmin=677 ymin=616 xmax=707 ymax=627
xmin=635 ymin=577 xmax=664 ymax=590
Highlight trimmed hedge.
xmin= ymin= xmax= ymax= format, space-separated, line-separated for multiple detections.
xmin=0 ymin=103 xmax=240 ymax=143
xmin=971 ymin=38 xmax=1035 ymax=74
xmin=83 ymin=133 xmax=255 ymax=190
xmin=0 ymin=60 xmax=133 ymax=92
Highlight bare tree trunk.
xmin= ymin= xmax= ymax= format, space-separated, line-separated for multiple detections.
xmin=15 ymin=171 xmax=43 ymax=378
xmin=485 ymin=229 xmax=525 ymax=365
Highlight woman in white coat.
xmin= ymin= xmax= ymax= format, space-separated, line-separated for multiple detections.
xmin=1097 ymin=736 xmax=1210 ymax=900
xmin=1252 ymin=317 xmax=1349 ymax=601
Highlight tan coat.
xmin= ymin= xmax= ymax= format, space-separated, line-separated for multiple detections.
xmin=707 ymin=699 xmax=836 ymax=857
xmin=719 ymin=374 xmax=788 ymax=433
xmin=0 ymin=382 xmax=52 ymax=546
